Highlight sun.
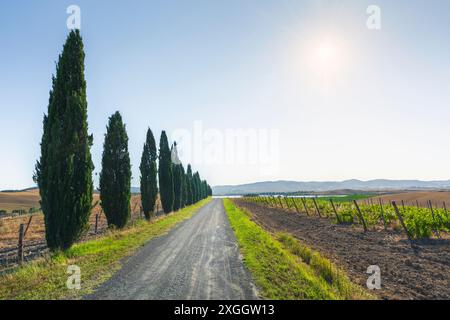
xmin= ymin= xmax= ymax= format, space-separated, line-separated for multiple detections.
xmin=317 ymin=42 xmax=337 ymax=63
xmin=313 ymin=41 xmax=340 ymax=73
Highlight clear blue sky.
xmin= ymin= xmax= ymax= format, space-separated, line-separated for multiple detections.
xmin=1 ymin=0 xmax=450 ymax=190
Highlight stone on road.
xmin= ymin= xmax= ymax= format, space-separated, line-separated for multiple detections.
xmin=86 ymin=199 xmax=258 ymax=300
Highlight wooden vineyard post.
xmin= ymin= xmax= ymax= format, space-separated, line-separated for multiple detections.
xmin=301 ymin=198 xmax=309 ymax=216
xmin=95 ymin=214 xmax=99 ymax=234
xmin=278 ymin=196 xmax=284 ymax=209
xmin=416 ymin=200 xmax=420 ymax=208
xmin=353 ymin=200 xmax=368 ymax=232
xmin=392 ymin=201 xmax=415 ymax=250
xmin=18 ymin=223 xmax=24 ymax=265
xmin=401 ymin=200 xmax=405 ymax=210
xmin=291 ymin=198 xmax=301 ymax=215
xmin=312 ymin=197 xmax=322 ymax=217
xmin=259 ymin=196 xmax=264 ymax=206
xmin=284 ymin=197 xmax=291 ymax=209
xmin=378 ymin=198 xmax=387 ymax=230
xmin=270 ymin=196 xmax=275 ymax=207
xmin=329 ymin=199 xmax=341 ymax=224
xmin=428 ymin=201 xmax=441 ymax=239
xmin=444 ymin=201 xmax=449 ymax=220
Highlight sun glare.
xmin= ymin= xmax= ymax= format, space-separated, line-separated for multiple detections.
xmin=313 ymin=41 xmax=340 ymax=73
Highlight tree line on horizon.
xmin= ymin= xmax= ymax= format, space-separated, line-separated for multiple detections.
xmin=34 ymin=30 xmax=211 ymax=251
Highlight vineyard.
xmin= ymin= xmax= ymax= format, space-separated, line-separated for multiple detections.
xmin=234 ymin=196 xmax=450 ymax=299
xmin=244 ymin=196 xmax=450 ymax=240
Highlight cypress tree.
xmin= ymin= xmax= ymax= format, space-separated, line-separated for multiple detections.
xmin=34 ymin=30 xmax=94 ymax=251
xmin=207 ymin=184 xmax=213 ymax=197
xmin=201 ymin=180 xmax=207 ymax=199
xmin=191 ymin=171 xmax=198 ymax=203
xmin=180 ymin=164 xmax=187 ymax=208
xmin=186 ymin=165 xmax=193 ymax=205
xmin=159 ymin=131 xmax=174 ymax=213
xmin=193 ymin=172 xmax=201 ymax=203
xmin=140 ymin=128 xmax=158 ymax=220
xmin=99 ymin=112 xmax=131 ymax=229
xmin=172 ymin=162 xmax=182 ymax=211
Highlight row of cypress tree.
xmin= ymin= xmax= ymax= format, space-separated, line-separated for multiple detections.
xmin=35 ymin=30 xmax=211 ymax=251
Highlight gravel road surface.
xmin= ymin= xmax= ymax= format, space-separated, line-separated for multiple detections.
xmin=86 ymin=199 xmax=258 ymax=300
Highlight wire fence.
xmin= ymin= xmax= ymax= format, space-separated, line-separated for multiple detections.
xmin=0 ymin=196 xmax=163 ymax=272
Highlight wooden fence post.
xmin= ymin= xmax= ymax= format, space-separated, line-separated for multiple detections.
xmin=301 ymin=198 xmax=309 ymax=216
xmin=392 ymin=201 xmax=415 ymax=250
xmin=401 ymin=200 xmax=405 ymax=209
xmin=353 ymin=200 xmax=368 ymax=232
xmin=24 ymin=215 xmax=33 ymax=238
xmin=18 ymin=223 xmax=25 ymax=265
xmin=378 ymin=198 xmax=387 ymax=230
xmin=95 ymin=214 xmax=99 ymax=234
xmin=330 ymin=199 xmax=341 ymax=224
xmin=312 ymin=197 xmax=321 ymax=217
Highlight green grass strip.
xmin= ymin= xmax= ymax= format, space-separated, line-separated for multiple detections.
xmin=223 ymin=199 xmax=374 ymax=300
xmin=0 ymin=198 xmax=211 ymax=300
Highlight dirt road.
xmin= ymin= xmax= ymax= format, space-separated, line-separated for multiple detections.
xmin=86 ymin=199 xmax=257 ymax=300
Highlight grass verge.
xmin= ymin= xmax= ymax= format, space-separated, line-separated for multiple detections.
xmin=223 ymin=198 xmax=374 ymax=300
xmin=0 ymin=198 xmax=211 ymax=300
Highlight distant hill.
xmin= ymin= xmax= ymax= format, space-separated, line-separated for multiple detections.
xmin=1 ymin=186 xmax=38 ymax=193
xmin=131 ymin=187 xmax=140 ymax=194
xmin=212 ymin=179 xmax=450 ymax=196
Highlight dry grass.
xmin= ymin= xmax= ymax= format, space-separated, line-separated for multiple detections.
xmin=0 ymin=189 xmax=40 ymax=212
xmin=370 ymin=191 xmax=450 ymax=208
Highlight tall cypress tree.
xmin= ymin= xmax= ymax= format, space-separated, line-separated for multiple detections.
xmin=193 ymin=172 xmax=201 ymax=203
xmin=140 ymin=128 xmax=158 ymax=220
xmin=207 ymin=184 xmax=213 ymax=197
xmin=171 ymin=143 xmax=182 ymax=211
xmin=180 ymin=164 xmax=187 ymax=208
xmin=99 ymin=112 xmax=131 ymax=229
xmin=159 ymin=131 xmax=174 ymax=213
xmin=201 ymin=180 xmax=207 ymax=200
xmin=35 ymin=30 xmax=94 ymax=251
xmin=186 ymin=165 xmax=194 ymax=205
xmin=172 ymin=162 xmax=182 ymax=211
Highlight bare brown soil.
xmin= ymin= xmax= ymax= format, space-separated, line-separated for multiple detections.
xmin=234 ymin=199 xmax=450 ymax=300
xmin=368 ymin=191 xmax=450 ymax=208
